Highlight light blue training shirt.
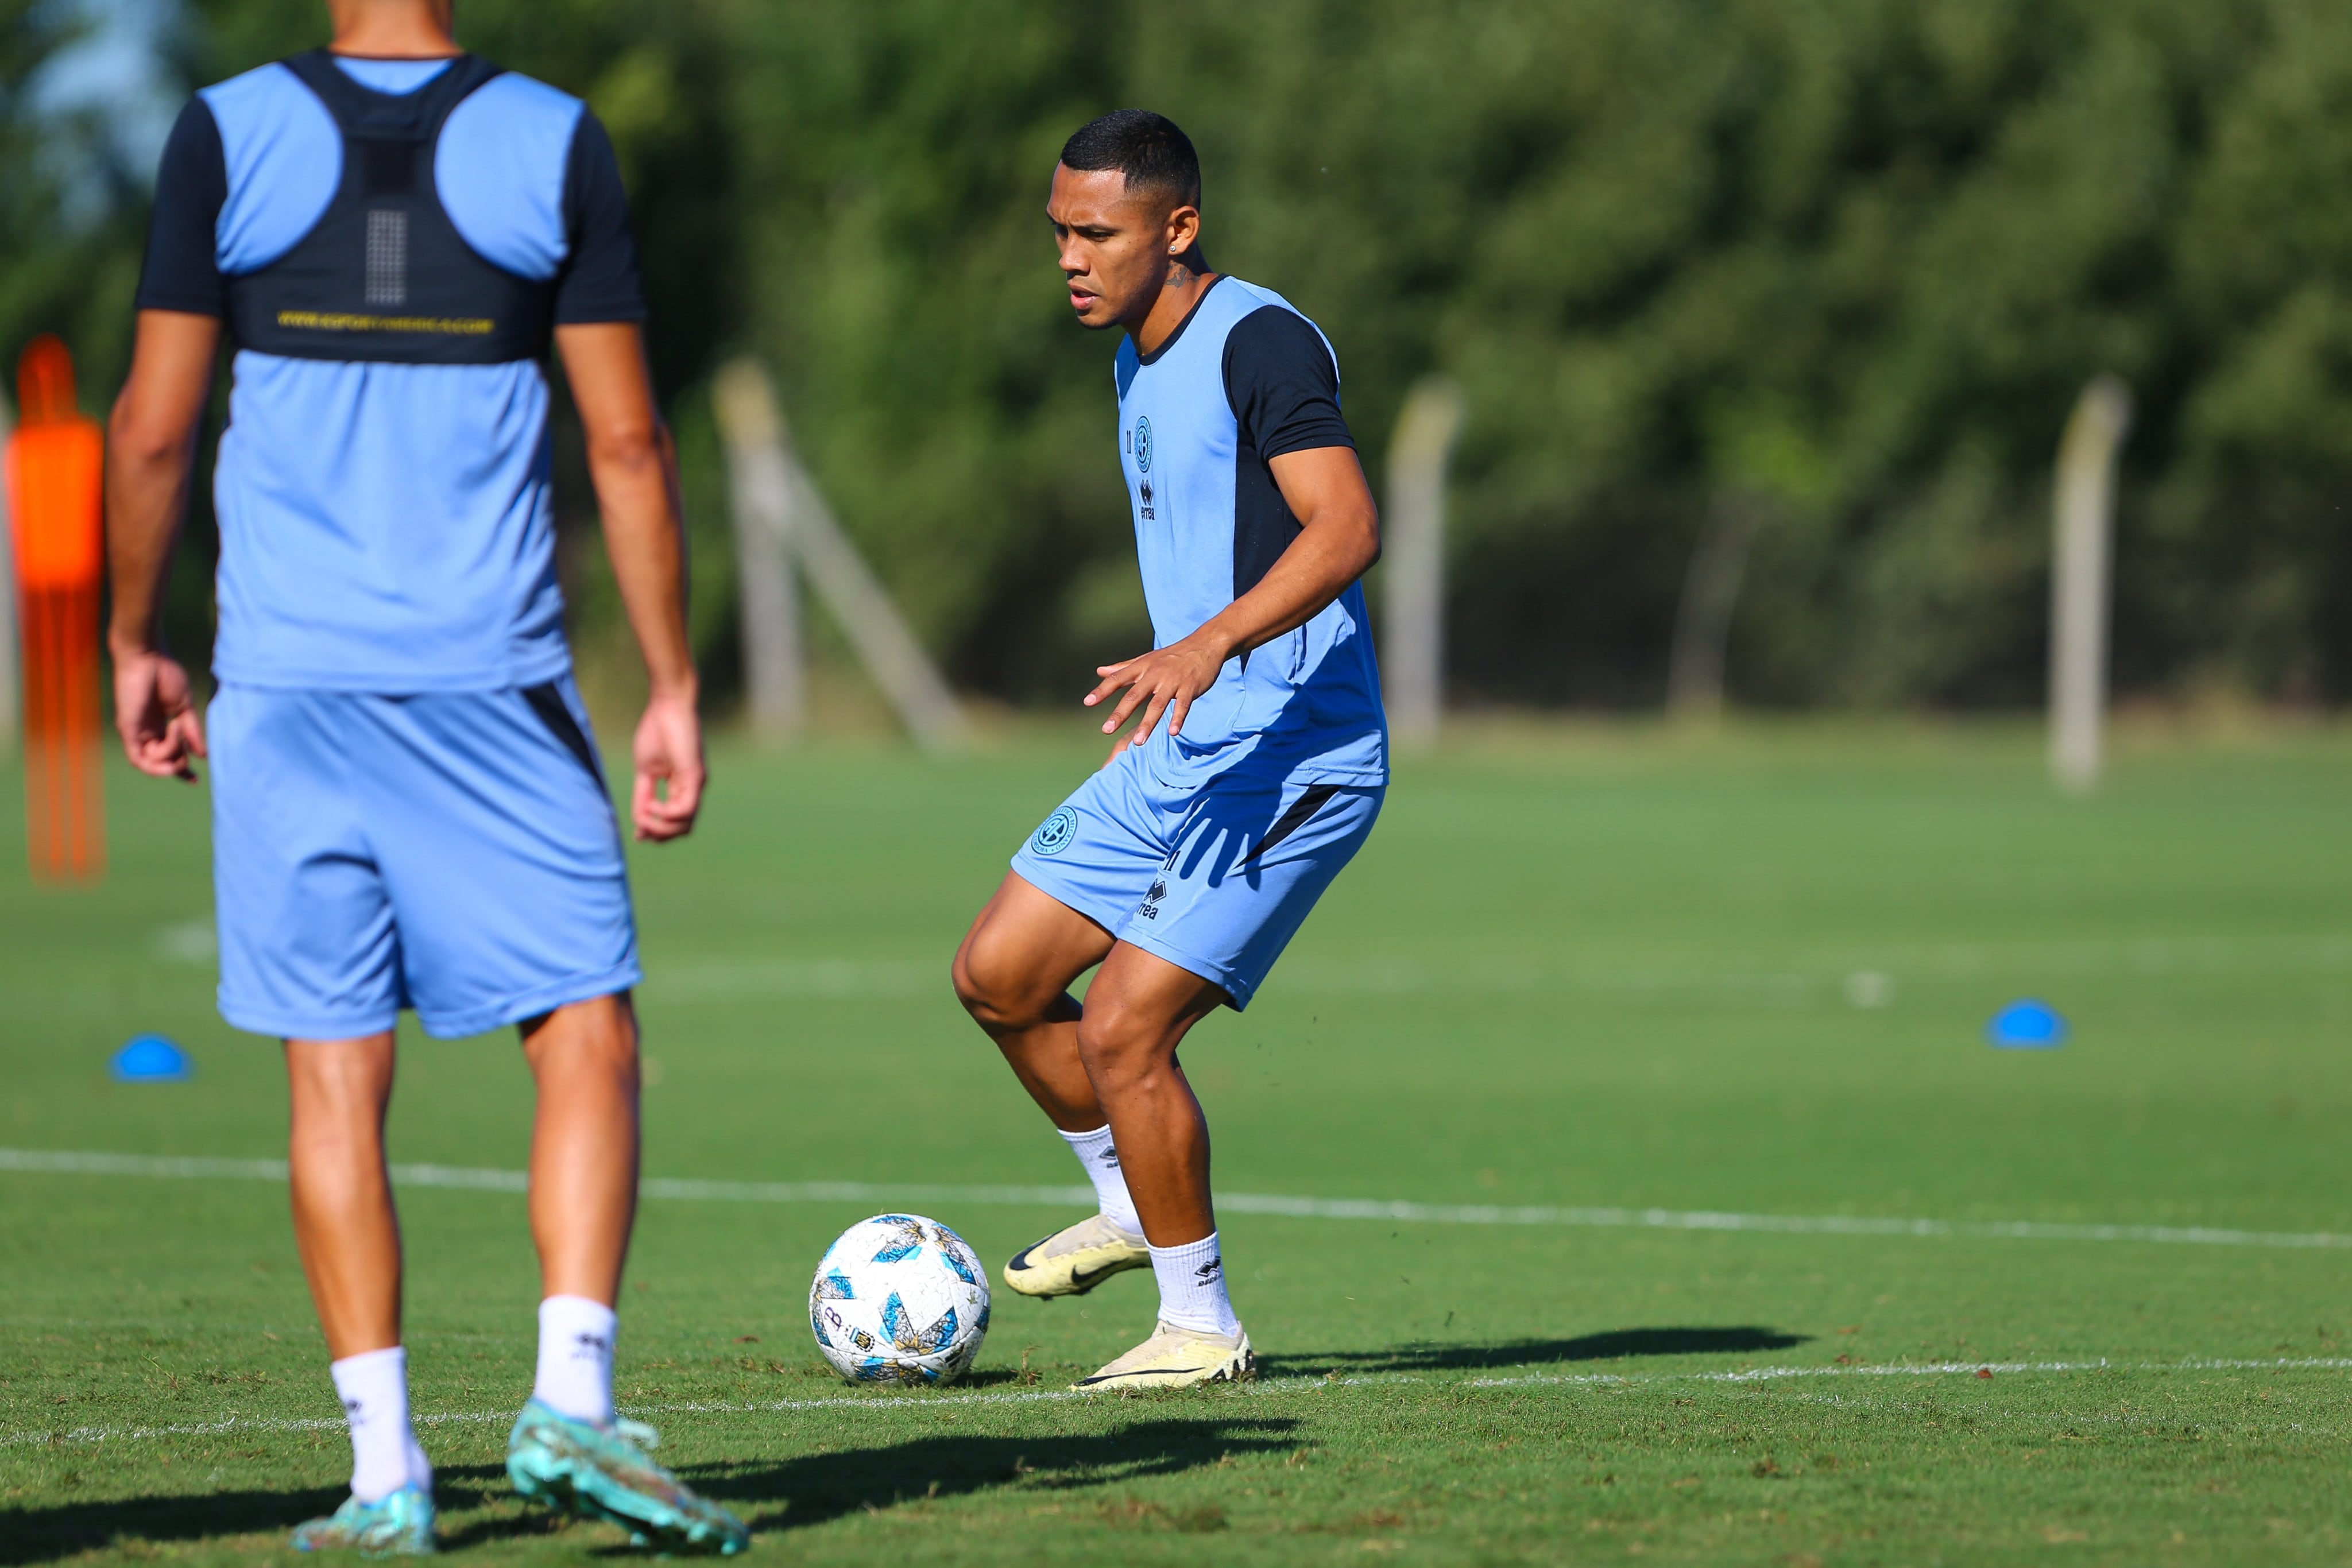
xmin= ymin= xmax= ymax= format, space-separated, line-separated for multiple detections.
xmin=1112 ymin=276 xmax=1387 ymax=787
xmin=136 ymin=54 xmax=646 ymax=691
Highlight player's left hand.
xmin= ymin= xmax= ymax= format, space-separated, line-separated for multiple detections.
xmin=632 ymin=689 xmax=705 ymax=842
xmin=1086 ymin=634 xmax=1228 ymax=753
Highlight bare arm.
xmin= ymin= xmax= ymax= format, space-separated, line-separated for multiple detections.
xmin=1087 ymin=445 xmax=1381 ymax=749
xmin=554 ymin=322 xmax=704 ymax=841
xmin=105 ymin=309 xmax=219 ymax=781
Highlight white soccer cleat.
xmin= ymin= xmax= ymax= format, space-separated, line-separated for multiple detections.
xmin=1074 ymin=1321 xmax=1255 ymax=1391
xmin=1001 ymin=1213 xmax=1150 ymax=1298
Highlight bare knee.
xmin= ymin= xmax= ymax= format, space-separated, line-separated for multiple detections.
xmin=284 ymin=1033 xmax=397 ymax=1126
xmin=951 ymin=935 xmax=1065 ymax=1033
xmin=1074 ymin=1001 xmax=1171 ymax=1097
xmin=521 ymin=993 xmax=640 ymax=1082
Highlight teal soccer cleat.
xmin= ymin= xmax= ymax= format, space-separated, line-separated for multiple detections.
xmin=291 ymin=1485 xmax=437 ymax=1556
xmin=506 ymin=1400 xmax=749 ymax=1555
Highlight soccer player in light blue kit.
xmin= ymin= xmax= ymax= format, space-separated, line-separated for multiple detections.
xmin=954 ymin=111 xmax=1387 ymax=1389
xmin=105 ymin=0 xmax=745 ymax=1552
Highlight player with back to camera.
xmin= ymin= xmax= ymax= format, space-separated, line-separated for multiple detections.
xmin=952 ymin=111 xmax=1388 ymax=1389
xmin=106 ymin=0 xmax=745 ymax=1552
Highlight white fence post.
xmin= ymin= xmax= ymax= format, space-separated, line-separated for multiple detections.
xmin=1383 ymin=377 xmax=1464 ymax=750
xmin=714 ymin=359 xmax=967 ymax=753
xmin=1666 ymin=492 xmax=1763 ymax=722
xmin=2049 ymin=376 xmax=2132 ymax=795
xmin=712 ymin=362 xmax=805 ymax=743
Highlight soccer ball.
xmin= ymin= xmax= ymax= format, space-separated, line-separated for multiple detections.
xmin=808 ymin=1214 xmax=991 ymax=1384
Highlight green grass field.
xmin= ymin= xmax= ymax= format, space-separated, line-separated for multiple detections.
xmin=7 ymin=718 xmax=2352 ymax=1565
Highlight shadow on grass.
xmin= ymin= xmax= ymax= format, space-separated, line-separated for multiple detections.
xmin=0 ymin=1477 xmax=353 ymax=1566
xmin=1 ymin=1421 xmax=1299 ymax=1559
xmin=1264 ymin=1325 xmax=1810 ymax=1375
xmin=0 ymin=1463 xmax=626 ymax=1565
xmin=656 ymin=1416 xmax=1301 ymax=1539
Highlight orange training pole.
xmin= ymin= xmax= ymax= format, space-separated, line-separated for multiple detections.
xmin=6 ymin=335 xmax=106 ymax=882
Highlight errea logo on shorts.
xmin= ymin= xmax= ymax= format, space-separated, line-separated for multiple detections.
xmin=1031 ymin=808 xmax=1078 ymax=857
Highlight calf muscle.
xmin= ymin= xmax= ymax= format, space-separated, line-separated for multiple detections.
xmin=953 ymin=873 xmax=1113 ymax=1130
xmin=285 ymin=1033 xmax=403 ymax=1360
xmin=955 ymin=870 xmax=1231 ymax=1246
xmin=1075 ymin=944 xmax=1225 ymax=1245
xmin=521 ymin=994 xmax=641 ymax=1306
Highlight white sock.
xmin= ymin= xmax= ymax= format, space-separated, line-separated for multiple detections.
xmin=330 ymin=1346 xmax=430 ymax=1503
xmin=1060 ymin=1125 xmax=1142 ymax=1235
xmin=1150 ymin=1231 xmax=1240 ymax=1335
xmin=533 ymin=1295 xmax=617 ymax=1426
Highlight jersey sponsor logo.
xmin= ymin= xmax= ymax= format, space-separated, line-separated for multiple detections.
xmin=274 ymin=309 xmax=496 ymax=336
xmin=1139 ymin=477 xmax=1155 ymax=520
xmin=1132 ymin=416 xmax=1152 ymax=473
xmin=1031 ymin=807 xmax=1078 ymax=857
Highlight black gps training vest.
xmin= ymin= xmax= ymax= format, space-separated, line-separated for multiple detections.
xmin=223 ymin=51 xmax=558 ymax=365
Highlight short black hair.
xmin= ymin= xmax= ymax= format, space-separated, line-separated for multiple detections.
xmin=1058 ymin=110 xmax=1201 ymax=210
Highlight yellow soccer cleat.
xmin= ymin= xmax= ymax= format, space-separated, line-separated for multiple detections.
xmin=1075 ymin=1322 xmax=1256 ymax=1391
xmin=1001 ymin=1213 xmax=1150 ymax=1298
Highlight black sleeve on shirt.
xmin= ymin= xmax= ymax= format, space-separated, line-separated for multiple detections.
xmin=133 ymin=98 xmax=229 ymax=316
xmin=1220 ymin=303 xmax=1357 ymax=600
xmin=553 ymin=109 xmax=648 ymax=324
xmin=1220 ymin=304 xmax=1355 ymax=460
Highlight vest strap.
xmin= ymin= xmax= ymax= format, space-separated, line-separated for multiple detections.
xmin=225 ymin=51 xmax=562 ymax=366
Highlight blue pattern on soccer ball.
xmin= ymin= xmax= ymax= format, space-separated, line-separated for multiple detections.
xmin=816 ymin=1269 xmax=856 ymax=1301
xmin=934 ymin=1239 xmax=978 ymax=1286
xmin=881 ymin=1292 xmax=960 ymax=1355
xmin=810 ymin=1307 xmax=833 ymax=1348
xmin=870 ymin=1215 xmax=928 ymax=1264
xmin=974 ymin=1302 xmax=991 ymax=1335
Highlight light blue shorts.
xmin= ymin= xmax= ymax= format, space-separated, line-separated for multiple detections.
xmin=1009 ymin=754 xmax=1383 ymax=1011
xmin=208 ymin=678 xmax=641 ymax=1040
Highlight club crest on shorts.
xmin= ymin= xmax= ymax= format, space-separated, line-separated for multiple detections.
xmin=1031 ymin=807 xmax=1078 ymax=857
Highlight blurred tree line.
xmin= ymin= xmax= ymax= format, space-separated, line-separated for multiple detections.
xmin=10 ymin=0 xmax=2352 ymax=713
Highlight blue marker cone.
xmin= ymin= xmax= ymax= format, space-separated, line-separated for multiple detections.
xmin=112 ymin=1035 xmax=192 ymax=1082
xmin=1987 ymin=1000 xmax=2067 ymax=1050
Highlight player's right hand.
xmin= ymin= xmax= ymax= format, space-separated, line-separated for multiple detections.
xmin=111 ymin=648 xmax=204 ymax=783
xmin=1086 ymin=632 xmax=1227 ymax=754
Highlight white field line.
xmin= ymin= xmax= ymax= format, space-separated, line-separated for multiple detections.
xmin=1462 ymin=1356 xmax=2352 ymax=1389
xmin=10 ymin=1357 xmax=2349 ymax=1452
xmin=5 ymin=1147 xmax=2350 ymax=1254
xmin=636 ymin=933 xmax=2352 ymax=1001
